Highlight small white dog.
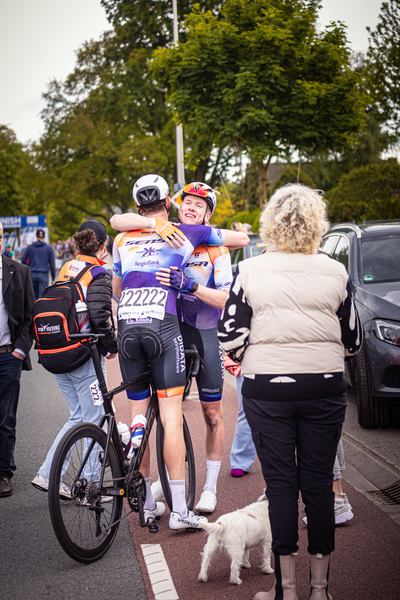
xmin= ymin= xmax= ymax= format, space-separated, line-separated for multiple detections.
xmin=198 ymin=495 xmax=274 ymax=585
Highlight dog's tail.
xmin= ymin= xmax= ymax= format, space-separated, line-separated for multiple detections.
xmin=199 ymin=520 xmax=225 ymax=538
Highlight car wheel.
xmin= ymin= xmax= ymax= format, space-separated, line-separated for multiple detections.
xmin=354 ymin=345 xmax=391 ymax=429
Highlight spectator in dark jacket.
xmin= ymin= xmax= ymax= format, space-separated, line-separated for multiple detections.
xmin=31 ymin=220 xmax=117 ymax=497
xmin=21 ymin=229 xmax=56 ymax=300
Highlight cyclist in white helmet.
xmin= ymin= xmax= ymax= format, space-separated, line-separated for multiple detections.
xmin=110 ymin=175 xmax=248 ymax=530
xmin=153 ymin=182 xmax=231 ymax=514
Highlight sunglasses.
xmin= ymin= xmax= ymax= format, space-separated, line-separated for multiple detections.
xmin=183 ymin=182 xmax=212 ymax=198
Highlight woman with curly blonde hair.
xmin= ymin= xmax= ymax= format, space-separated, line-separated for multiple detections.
xmin=218 ymin=184 xmax=362 ymax=600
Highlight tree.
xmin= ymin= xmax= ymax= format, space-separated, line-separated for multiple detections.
xmin=151 ymin=0 xmax=366 ymax=207
xmin=367 ymin=0 xmax=400 ymax=139
xmin=0 ymin=126 xmax=35 ymax=216
xmin=35 ymin=1 xmax=227 ymax=238
xmin=326 ymin=160 xmax=400 ymax=223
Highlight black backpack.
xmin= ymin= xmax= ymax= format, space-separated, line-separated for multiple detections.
xmin=32 ymin=264 xmax=95 ymax=374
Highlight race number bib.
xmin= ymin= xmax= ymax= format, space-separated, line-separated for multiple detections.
xmin=89 ymin=380 xmax=104 ymax=406
xmin=118 ymin=287 xmax=167 ymax=321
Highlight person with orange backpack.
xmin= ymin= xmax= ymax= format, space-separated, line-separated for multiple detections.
xmin=31 ymin=220 xmax=117 ymax=497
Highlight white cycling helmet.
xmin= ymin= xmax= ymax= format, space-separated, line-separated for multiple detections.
xmin=133 ymin=174 xmax=169 ymax=207
xmin=181 ymin=182 xmax=217 ymax=215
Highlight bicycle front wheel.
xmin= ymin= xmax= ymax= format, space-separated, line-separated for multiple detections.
xmin=156 ymin=413 xmax=196 ymax=512
xmin=48 ymin=423 xmax=123 ymax=563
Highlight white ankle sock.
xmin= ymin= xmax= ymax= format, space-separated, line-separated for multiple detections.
xmin=170 ymin=479 xmax=188 ymax=517
xmin=203 ymin=460 xmax=221 ymax=494
xmin=143 ymin=477 xmax=156 ymax=510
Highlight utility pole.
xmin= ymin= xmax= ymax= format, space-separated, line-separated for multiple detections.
xmin=172 ymin=0 xmax=185 ymax=191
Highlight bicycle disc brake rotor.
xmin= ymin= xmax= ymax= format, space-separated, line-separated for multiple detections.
xmin=127 ymin=470 xmax=146 ymax=511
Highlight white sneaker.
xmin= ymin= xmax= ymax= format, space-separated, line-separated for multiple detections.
xmin=303 ymin=495 xmax=354 ymax=526
xmin=334 ymin=495 xmax=354 ymax=524
xmin=31 ymin=473 xmax=49 ymax=493
xmin=151 ymin=479 xmax=164 ymax=502
xmin=195 ymin=490 xmax=217 ymax=513
xmin=169 ymin=510 xmax=208 ymax=531
xmin=59 ymin=481 xmax=71 ymax=500
xmin=32 ymin=474 xmax=71 ymax=500
xmin=144 ymin=501 xmax=165 ymax=523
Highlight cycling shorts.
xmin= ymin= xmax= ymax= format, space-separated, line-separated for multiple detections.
xmin=118 ymin=314 xmax=186 ymax=400
xmin=180 ymin=322 xmax=224 ymax=402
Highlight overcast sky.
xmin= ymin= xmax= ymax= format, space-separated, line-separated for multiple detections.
xmin=0 ymin=0 xmax=384 ymax=145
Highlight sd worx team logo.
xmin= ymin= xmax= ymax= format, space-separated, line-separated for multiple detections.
xmin=140 ymin=247 xmax=159 ymax=257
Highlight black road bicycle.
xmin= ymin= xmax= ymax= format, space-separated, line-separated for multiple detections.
xmin=48 ymin=333 xmax=203 ymax=564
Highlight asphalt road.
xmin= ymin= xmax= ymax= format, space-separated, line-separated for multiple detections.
xmin=2 ymin=353 xmax=400 ymax=600
xmin=0 ymin=351 xmax=146 ymax=600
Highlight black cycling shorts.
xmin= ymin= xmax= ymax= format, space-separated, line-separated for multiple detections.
xmin=180 ymin=322 xmax=224 ymax=402
xmin=118 ymin=314 xmax=186 ymax=400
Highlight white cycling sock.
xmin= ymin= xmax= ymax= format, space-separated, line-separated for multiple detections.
xmin=170 ymin=479 xmax=188 ymax=517
xmin=143 ymin=477 xmax=156 ymax=510
xmin=203 ymin=460 xmax=221 ymax=494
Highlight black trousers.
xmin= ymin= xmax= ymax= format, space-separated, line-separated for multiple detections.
xmin=243 ymin=392 xmax=346 ymax=556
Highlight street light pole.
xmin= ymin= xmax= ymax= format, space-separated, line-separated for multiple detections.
xmin=172 ymin=0 xmax=185 ymax=190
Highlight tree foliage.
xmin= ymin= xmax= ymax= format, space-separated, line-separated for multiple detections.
xmin=35 ymin=0 xmax=225 ymax=239
xmin=151 ymin=0 xmax=366 ymax=206
xmin=367 ymin=0 xmax=400 ymax=139
xmin=0 ymin=126 xmax=36 ymax=216
xmin=326 ymin=160 xmax=400 ymax=223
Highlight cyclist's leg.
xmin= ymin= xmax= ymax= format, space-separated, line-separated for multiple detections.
xmin=118 ymin=320 xmax=162 ymax=516
xmin=149 ymin=316 xmax=206 ymax=528
xmin=180 ymin=323 xmax=224 ymax=512
xmin=118 ymin=325 xmax=151 ymax=476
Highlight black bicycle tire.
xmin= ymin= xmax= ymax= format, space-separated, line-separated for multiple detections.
xmin=48 ymin=422 xmax=123 ymax=563
xmin=156 ymin=413 xmax=196 ymax=512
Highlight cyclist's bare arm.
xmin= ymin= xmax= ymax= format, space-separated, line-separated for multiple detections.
xmin=111 ymin=213 xmax=249 ymax=250
xmin=194 ymin=285 xmax=229 ymax=310
xmin=222 ymin=230 xmax=249 ymax=249
xmin=110 ymin=213 xmax=186 ymax=248
xmin=113 ymin=274 xmax=122 ymax=300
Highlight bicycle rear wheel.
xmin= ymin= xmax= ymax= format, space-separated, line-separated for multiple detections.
xmin=156 ymin=413 xmax=196 ymax=512
xmin=48 ymin=423 xmax=123 ymax=563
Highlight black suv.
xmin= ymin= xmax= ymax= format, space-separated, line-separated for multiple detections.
xmin=321 ymin=222 xmax=400 ymax=429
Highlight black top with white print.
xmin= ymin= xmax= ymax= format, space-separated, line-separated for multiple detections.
xmin=217 ymin=268 xmax=363 ymax=401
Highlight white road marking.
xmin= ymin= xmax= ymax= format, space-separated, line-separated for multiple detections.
xmin=141 ymin=543 xmax=179 ymax=600
xmin=185 ymin=392 xmax=199 ymax=402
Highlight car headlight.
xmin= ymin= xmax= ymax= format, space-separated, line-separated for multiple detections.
xmin=372 ymin=319 xmax=400 ymax=346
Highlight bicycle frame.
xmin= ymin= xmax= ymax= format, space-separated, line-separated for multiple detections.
xmin=67 ymin=333 xmax=199 ymax=529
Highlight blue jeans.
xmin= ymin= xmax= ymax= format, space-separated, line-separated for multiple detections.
xmin=38 ymin=357 xmax=106 ymax=479
xmin=31 ymin=272 xmax=49 ymax=301
xmin=230 ymin=376 xmax=256 ymax=472
xmin=0 ymin=353 xmax=23 ymax=478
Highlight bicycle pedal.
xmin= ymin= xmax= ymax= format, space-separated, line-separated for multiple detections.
xmin=147 ymin=518 xmax=159 ymax=533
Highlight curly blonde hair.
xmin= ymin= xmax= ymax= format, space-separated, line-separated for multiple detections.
xmin=259 ymin=184 xmax=329 ymax=254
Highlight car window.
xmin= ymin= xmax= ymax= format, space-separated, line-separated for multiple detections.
xmin=321 ymin=235 xmax=340 ymax=256
xmin=250 ymin=241 xmax=266 ymax=258
xmin=230 ymin=247 xmax=244 ymax=266
xmin=361 ymin=237 xmax=400 ymax=284
xmin=332 ymin=236 xmax=349 ymax=270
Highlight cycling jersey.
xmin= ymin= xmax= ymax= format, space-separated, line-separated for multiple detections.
xmin=112 ymin=224 xmax=225 ymax=319
xmin=178 ymin=245 xmax=232 ymax=329
xmin=113 ymin=222 xmax=225 ymax=399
